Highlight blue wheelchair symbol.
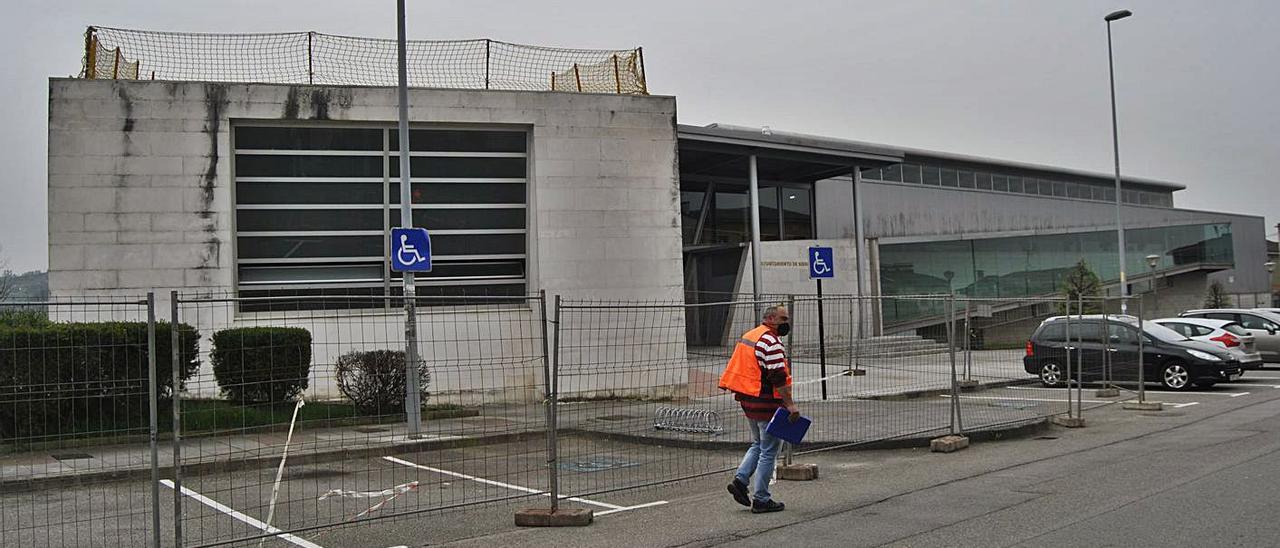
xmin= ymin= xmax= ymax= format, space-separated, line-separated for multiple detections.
xmin=809 ymin=246 xmax=834 ymax=279
xmin=391 ymin=227 xmax=432 ymax=272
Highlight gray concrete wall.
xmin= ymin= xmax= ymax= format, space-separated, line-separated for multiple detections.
xmin=47 ymin=78 xmax=684 ymax=401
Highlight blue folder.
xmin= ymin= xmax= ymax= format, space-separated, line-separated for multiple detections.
xmin=765 ymin=408 xmax=811 ymax=445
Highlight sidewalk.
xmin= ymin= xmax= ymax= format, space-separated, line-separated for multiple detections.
xmin=1 ymin=350 xmax=1039 ymax=488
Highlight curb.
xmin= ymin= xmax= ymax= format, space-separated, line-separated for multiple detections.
xmin=857 ymin=378 xmax=1039 ymax=401
xmin=558 ymin=417 xmax=1051 ymax=453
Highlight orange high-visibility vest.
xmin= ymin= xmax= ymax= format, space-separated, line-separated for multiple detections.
xmin=719 ymin=324 xmax=792 ymax=399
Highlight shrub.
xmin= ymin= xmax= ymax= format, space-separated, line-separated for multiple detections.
xmin=0 ymin=321 xmax=199 ymax=441
xmin=0 ymin=308 xmax=52 ymax=328
xmin=335 ymin=350 xmax=430 ymax=415
xmin=210 ymin=327 xmax=312 ymax=404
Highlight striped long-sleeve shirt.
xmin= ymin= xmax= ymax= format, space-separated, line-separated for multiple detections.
xmin=736 ymin=330 xmax=790 ymax=421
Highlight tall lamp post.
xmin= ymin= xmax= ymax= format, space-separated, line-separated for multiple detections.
xmin=1106 ymin=9 xmax=1133 ymax=314
xmin=1146 ymin=254 xmax=1160 ymax=315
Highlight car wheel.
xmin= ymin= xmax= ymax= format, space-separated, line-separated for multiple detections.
xmin=1039 ymin=361 xmax=1064 ymax=388
xmin=1160 ymin=361 xmax=1191 ymax=391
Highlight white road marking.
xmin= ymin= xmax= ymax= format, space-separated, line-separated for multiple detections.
xmin=594 ymin=500 xmax=671 ymax=516
xmin=382 ymin=456 xmax=624 ymax=510
xmin=1007 ymin=386 xmax=1249 ymax=398
xmin=160 ymin=480 xmax=324 ymax=548
xmin=941 ymin=394 xmax=1200 ymax=409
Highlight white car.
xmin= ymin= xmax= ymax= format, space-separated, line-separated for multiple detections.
xmin=1154 ymin=317 xmax=1264 ymax=370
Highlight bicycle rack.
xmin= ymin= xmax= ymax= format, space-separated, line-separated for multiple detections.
xmin=653 ymin=407 xmax=724 ymax=435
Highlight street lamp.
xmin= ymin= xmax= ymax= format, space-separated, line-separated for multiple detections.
xmin=1146 ymin=254 xmax=1160 ymax=314
xmin=1105 ymin=9 xmax=1133 ymax=314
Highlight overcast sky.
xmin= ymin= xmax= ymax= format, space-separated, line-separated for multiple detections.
xmin=1 ymin=0 xmax=1276 ymax=272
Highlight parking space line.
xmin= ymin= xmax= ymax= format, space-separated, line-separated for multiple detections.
xmin=941 ymin=394 xmax=1200 ymax=409
xmin=160 ymin=479 xmax=324 ymax=548
xmin=594 ymin=500 xmax=671 ymax=516
xmin=382 ymin=456 xmax=623 ymax=510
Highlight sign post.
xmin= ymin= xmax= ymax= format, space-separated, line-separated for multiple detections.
xmin=394 ymin=0 xmax=423 ymax=438
xmin=808 ymin=247 xmax=834 ymax=400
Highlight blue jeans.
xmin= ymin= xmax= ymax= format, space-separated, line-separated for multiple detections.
xmin=735 ymin=418 xmax=784 ymax=503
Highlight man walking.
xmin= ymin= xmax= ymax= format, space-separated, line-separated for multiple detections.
xmin=720 ymin=304 xmax=798 ymax=513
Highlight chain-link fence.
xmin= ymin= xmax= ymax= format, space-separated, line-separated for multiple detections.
xmin=5 ymin=291 xmax=1129 ymax=546
xmin=80 ymin=26 xmax=648 ymax=94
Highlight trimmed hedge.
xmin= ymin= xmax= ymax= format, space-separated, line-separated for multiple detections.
xmin=0 ymin=321 xmax=200 ymax=441
xmin=210 ymin=327 xmax=312 ymax=404
xmin=335 ymin=350 xmax=430 ymax=415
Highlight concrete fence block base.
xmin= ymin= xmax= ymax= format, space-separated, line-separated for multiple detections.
xmin=515 ymin=508 xmax=594 ymax=527
xmin=1095 ymin=387 xmax=1121 ymax=397
xmin=957 ymin=379 xmax=980 ymax=391
xmin=776 ymin=463 xmax=819 ymax=481
xmin=930 ymin=435 xmax=970 ymax=453
xmin=1122 ymin=400 xmax=1164 ymax=411
xmin=1051 ymin=415 xmax=1086 ymax=428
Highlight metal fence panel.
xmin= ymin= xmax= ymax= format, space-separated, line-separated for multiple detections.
xmin=0 ymin=296 xmax=161 ymax=547
xmin=171 ymin=293 xmax=550 ymax=547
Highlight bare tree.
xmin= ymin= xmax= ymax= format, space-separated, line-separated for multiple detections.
xmin=0 ymin=246 xmax=13 ymax=301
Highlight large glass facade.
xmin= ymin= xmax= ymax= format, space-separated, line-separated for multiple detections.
xmin=879 ymin=223 xmax=1233 ymax=323
xmin=680 ymin=180 xmax=815 ymax=246
xmin=862 ymin=163 xmax=1175 ymax=208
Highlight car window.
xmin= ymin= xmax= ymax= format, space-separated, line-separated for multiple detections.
xmin=1142 ymin=321 xmax=1189 ymax=343
xmin=1076 ymin=322 xmax=1104 ymax=343
xmin=1238 ymin=314 xmax=1277 ymax=331
xmin=1223 ymin=323 xmax=1251 ymax=336
xmin=1107 ymin=324 xmax=1136 ymax=345
xmin=1205 ymin=312 xmax=1237 ymax=322
xmin=1160 ymin=323 xmax=1191 ymax=337
xmin=1038 ymin=323 xmax=1066 ymax=342
xmin=1193 ymin=325 xmax=1216 ymax=336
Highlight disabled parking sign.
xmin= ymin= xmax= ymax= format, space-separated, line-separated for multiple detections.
xmin=808 ymin=246 xmax=834 ymax=279
xmin=391 ymin=227 xmax=432 ymax=272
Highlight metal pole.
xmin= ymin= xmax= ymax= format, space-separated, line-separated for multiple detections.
xmin=307 ymin=31 xmax=314 ymax=85
xmin=947 ymin=294 xmax=959 ymax=434
xmin=484 ymin=39 xmax=491 ymax=90
xmin=1076 ymin=293 xmax=1084 ymax=417
xmin=816 ymin=280 xmax=828 ymax=400
xmin=1136 ymin=297 xmax=1145 ymax=403
xmin=1064 ymin=302 xmax=1073 ymax=418
xmin=170 ymin=291 xmax=183 ymax=547
xmin=146 ymin=292 xmax=160 ymax=548
xmin=748 ymin=155 xmax=764 ymax=312
xmin=549 ymin=295 xmax=563 ymax=511
xmin=1150 ymin=263 xmax=1159 ymax=315
xmin=963 ymin=302 xmax=972 ymax=381
xmin=396 ymin=0 xmax=422 ymax=437
xmin=1107 ymin=19 xmax=1129 ymax=316
xmin=853 ymin=168 xmax=867 ymax=340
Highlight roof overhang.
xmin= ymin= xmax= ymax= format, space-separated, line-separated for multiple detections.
xmin=678 ymin=123 xmax=904 ymax=182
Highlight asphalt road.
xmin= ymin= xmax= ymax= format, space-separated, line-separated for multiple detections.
xmin=11 ymin=370 xmax=1280 ymax=547
xmin=436 ymin=370 xmax=1280 ymax=548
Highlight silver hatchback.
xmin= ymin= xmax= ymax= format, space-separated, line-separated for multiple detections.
xmin=1180 ymin=309 xmax=1280 ymax=363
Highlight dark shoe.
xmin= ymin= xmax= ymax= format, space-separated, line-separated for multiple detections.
xmin=751 ymin=499 xmax=785 ymax=514
xmin=727 ymin=479 xmax=751 ymax=507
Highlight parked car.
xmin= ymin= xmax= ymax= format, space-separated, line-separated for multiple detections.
xmin=1152 ymin=317 xmax=1264 ymax=370
xmin=1179 ymin=309 xmax=1280 ymax=363
xmin=1254 ymin=307 xmax=1280 ymax=315
xmin=1023 ymin=315 xmax=1244 ymax=391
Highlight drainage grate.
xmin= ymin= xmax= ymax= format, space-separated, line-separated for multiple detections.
xmin=353 ymin=426 xmax=390 ymax=434
xmin=51 ymin=452 xmax=94 ymax=461
xmin=1034 ymin=436 xmax=1059 ymax=440
xmin=558 ymin=458 xmax=641 ymax=473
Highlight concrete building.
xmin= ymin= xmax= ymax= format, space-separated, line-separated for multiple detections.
xmin=46 ymin=78 xmax=1272 ymax=398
